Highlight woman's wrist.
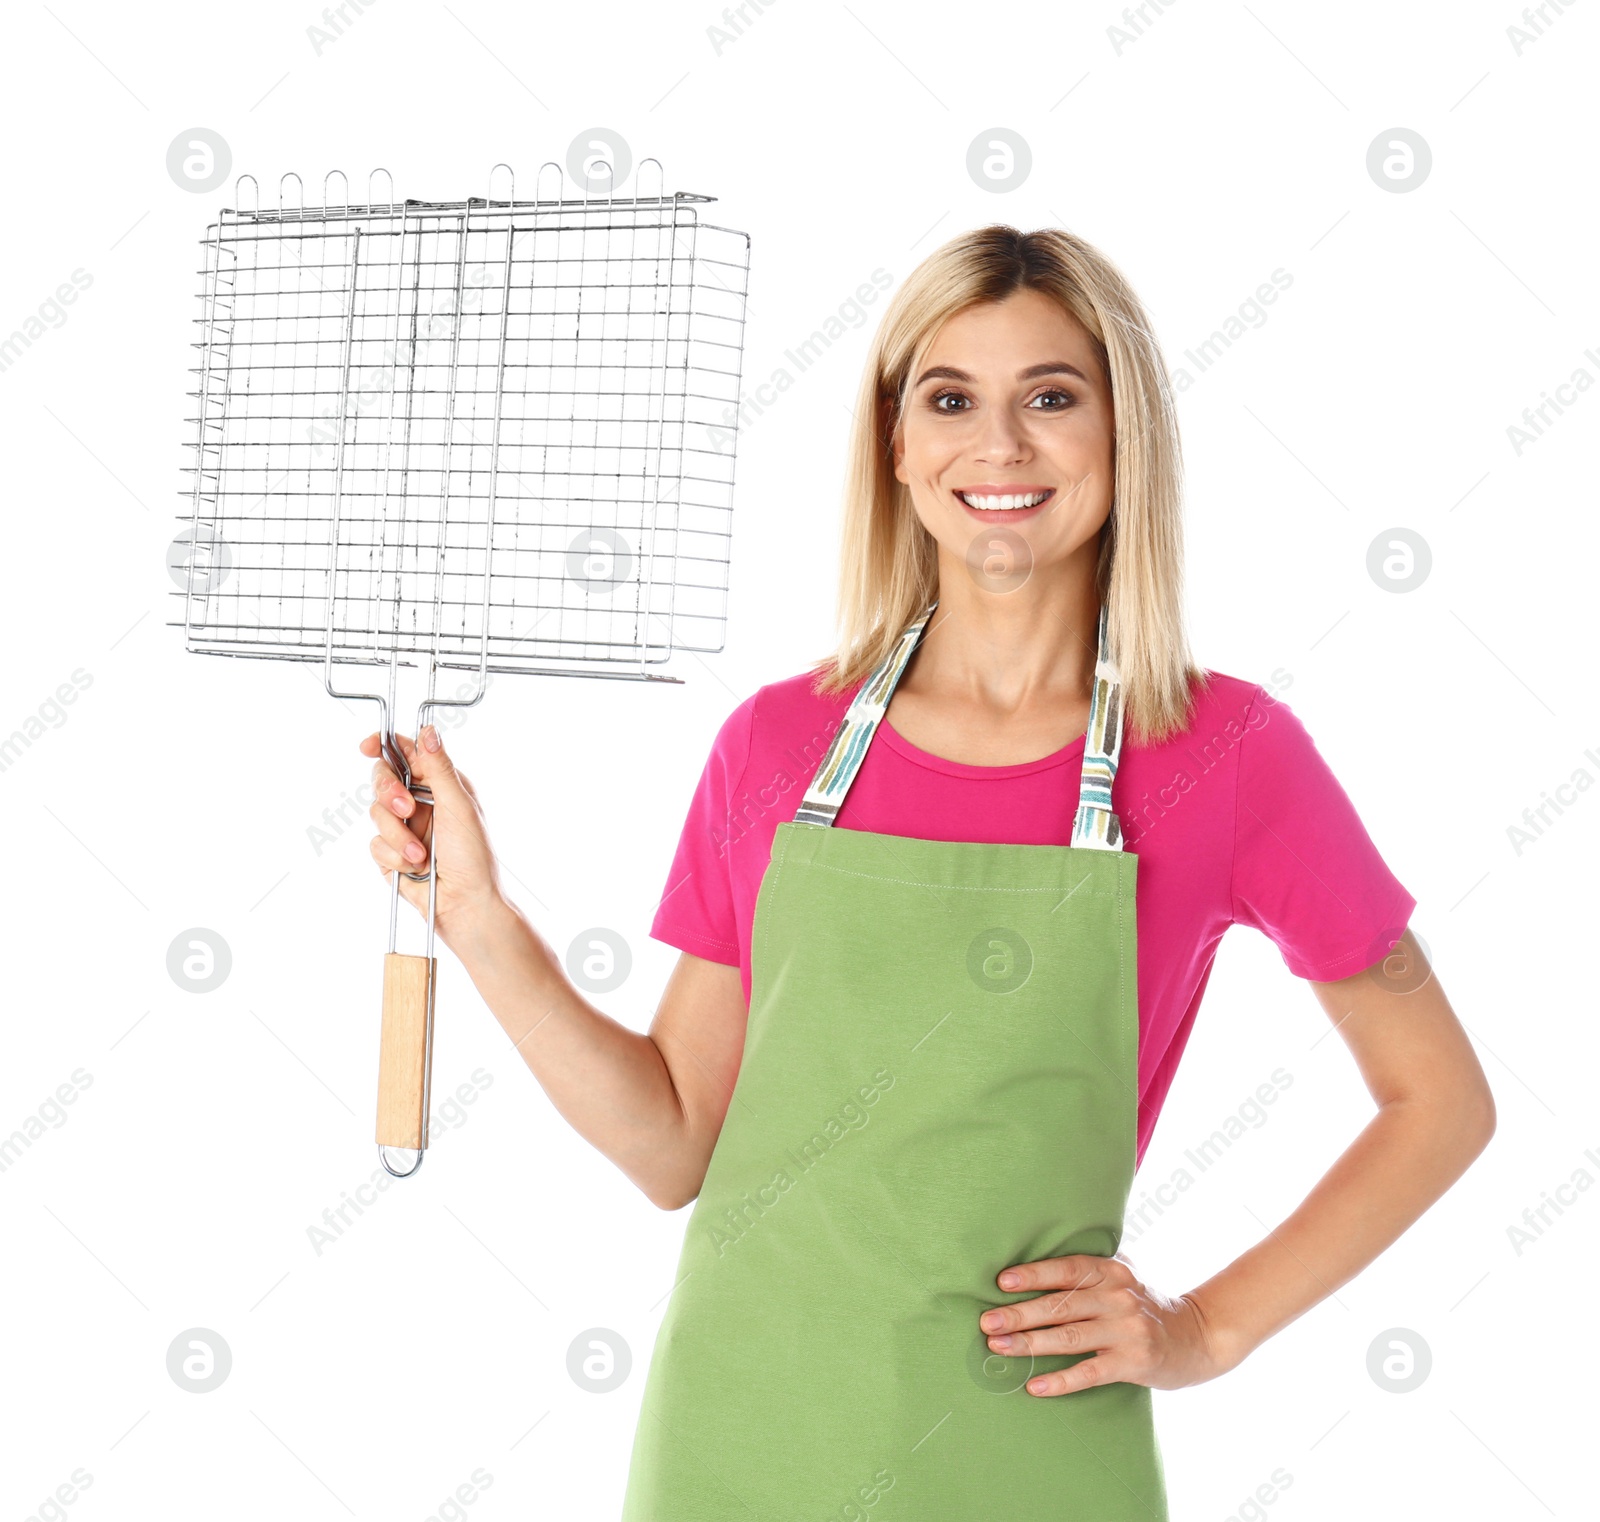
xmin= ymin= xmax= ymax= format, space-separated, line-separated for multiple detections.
xmin=442 ymin=888 xmax=525 ymax=967
xmin=1179 ymin=1287 xmax=1261 ymax=1378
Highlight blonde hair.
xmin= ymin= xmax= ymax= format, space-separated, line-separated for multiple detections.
xmin=811 ymin=223 xmax=1205 ymax=745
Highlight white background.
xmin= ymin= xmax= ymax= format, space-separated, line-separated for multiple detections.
xmin=1 ymin=2 xmax=1595 ymax=1519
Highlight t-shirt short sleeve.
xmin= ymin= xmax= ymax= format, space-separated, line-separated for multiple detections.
xmin=1231 ymin=688 xmax=1416 ymax=981
xmin=648 ymin=693 xmax=756 ymax=967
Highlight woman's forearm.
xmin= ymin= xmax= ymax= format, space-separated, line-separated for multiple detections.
xmin=445 ymin=894 xmax=693 ymax=1206
xmin=1182 ymin=1088 xmax=1496 ymax=1369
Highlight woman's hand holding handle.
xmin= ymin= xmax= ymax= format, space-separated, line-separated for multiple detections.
xmin=356 ymin=722 xmax=749 ymax=1208
xmin=359 ymin=724 xmax=503 ymax=947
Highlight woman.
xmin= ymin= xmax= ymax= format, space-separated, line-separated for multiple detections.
xmin=362 ymin=225 xmax=1495 ymax=1519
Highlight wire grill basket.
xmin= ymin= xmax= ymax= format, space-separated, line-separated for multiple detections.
xmin=172 ymin=159 xmax=751 ymax=1178
xmin=175 ymin=159 xmax=749 ymax=683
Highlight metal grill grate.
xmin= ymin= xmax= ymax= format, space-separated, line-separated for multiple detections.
xmin=171 ymin=160 xmax=752 ymax=1179
xmin=174 ymin=160 xmax=750 ymax=683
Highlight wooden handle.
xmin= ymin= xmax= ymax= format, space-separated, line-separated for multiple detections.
xmin=376 ymin=953 xmax=435 ymax=1150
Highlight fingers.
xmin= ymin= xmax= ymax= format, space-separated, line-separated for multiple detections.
xmin=360 ymin=728 xmax=473 ymax=813
xmin=359 ymin=727 xmax=455 ymax=884
xmin=979 ymin=1253 xmax=1122 ymax=1339
xmin=368 ymin=813 xmax=428 ymax=875
xmin=979 ymin=1253 xmax=1146 ymax=1397
xmin=364 ymin=742 xmax=408 ymax=841
xmin=992 ymin=1254 xmax=1120 ymax=1293
xmin=366 ymin=736 xmax=427 ymax=821
xmin=997 ymin=1254 xmax=1123 ymax=1296
xmin=403 ymin=725 xmax=474 ymax=813
xmin=982 ymin=1304 xmax=1134 ymax=1398
xmin=981 ymin=1285 xmax=1114 ymax=1337
xmin=1004 ymin=1311 xmax=1152 ymax=1395
xmin=1019 ymin=1355 xmax=1120 ymax=1398
xmin=985 ymin=1320 xmax=1100 ymax=1360
xmin=368 ymin=777 xmax=432 ymax=872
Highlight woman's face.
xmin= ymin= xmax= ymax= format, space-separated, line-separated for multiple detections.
xmin=891 ymin=287 xmax=1115 ymax=585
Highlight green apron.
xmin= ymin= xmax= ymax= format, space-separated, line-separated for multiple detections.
xmin=622 ymin=602 xmax=1167 ymax=1520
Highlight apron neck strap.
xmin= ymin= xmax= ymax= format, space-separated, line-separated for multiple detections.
xmin=794 ymin=601 xmax=1127 ymax=851
xmin=1070 ymin=604 xmax=1127 ymax=852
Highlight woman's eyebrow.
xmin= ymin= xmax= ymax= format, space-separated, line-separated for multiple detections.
xmin=913 ymin=360 xmax=1090 ymax=387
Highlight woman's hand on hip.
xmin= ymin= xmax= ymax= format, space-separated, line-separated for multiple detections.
xmin=978 ymin=1252 xmax=1242 ymax=1395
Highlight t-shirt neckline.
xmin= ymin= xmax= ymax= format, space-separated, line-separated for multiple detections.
xmin=876 ymin=715 xmax=1087 ymax=780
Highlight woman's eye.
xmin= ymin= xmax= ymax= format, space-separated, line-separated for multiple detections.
xmin=925 ymin=388 xmax=1075 ymax=414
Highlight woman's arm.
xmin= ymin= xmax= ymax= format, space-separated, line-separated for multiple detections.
xmin=977 ymin=930 xmax=1496 ymax=1393
xmin=453 ymin=906 xmax=749 ymax=1212
xmin=1180 ymin=930 xmax=1496 ymax=1368
xmin=363 ymin=725 xmax=750 ymax=1211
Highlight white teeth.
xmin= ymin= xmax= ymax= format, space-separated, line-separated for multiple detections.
xmin=957 ymin=490 xmax=1050 ymax=511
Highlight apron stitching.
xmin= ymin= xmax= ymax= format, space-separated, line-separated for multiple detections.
xmin=1037 ymin=999 xmax=1143 ymax=1099
xmin=816 ymin=806 xmax=969 ymax=914
xmin=1119 ymin=860 xmax=1143 ymax=1139
xmin=1049 ymin=871 xmax=1096 ymax=913
xmin=790 ymin=862 xmax=1122 ymax=896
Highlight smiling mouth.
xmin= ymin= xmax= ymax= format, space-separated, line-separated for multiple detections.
xmin=954 ymin=488 xmax=1055 ymax=513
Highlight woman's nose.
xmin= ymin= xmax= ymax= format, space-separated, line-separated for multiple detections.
xmin=975 ymin=423 xmax=1028 ymax=465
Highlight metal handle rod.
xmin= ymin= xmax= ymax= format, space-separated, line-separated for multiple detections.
xmin=379 ymin=206 xmax=517 ymax=1179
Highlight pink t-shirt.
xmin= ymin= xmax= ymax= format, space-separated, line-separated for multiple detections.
xmin=650 ymin=667 xmax=1416 ymax=1166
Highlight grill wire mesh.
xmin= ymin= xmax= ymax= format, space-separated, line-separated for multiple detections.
xmin=174 ymin=161 xmax=750 ymax=684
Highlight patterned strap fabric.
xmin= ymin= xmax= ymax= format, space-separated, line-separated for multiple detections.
xmin=793 ymin=603 xmax=939 ymax=826
xmin=796 ymin=601 xmax=1127 ymax=852
xmin=1069 ymin=604 xmax=1126 ymax=852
